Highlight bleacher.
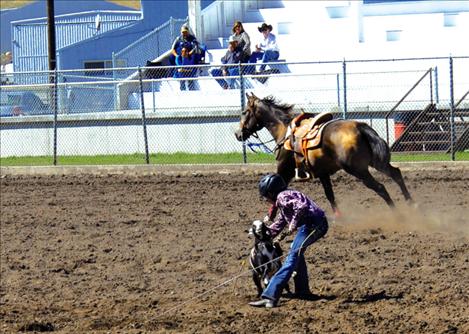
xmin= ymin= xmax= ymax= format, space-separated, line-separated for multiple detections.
xmin=122 ymin=0 xmax=469 ymax=112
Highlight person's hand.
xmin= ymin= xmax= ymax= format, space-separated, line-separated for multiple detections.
xmin=222 ymin=69 xmax=228 ymax=76
xmin=273 ymin=229 xmax=291 ymax=244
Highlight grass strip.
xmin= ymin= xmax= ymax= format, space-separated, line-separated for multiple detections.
xmin=1 ymin=152 xmax=468 ymax=166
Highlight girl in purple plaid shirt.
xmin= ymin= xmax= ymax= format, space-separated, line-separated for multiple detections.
xmin=249 ymin=173 xmax=329 ymax=308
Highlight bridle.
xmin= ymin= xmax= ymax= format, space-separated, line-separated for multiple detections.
xmin=241 ymin=104 xmax=284 ymax=156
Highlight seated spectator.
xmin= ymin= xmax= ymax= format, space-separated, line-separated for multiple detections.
xmin=170 ymin=25 xmax=200 ymax=74
xmin=249 ymin=23 xmax=280 ymax=72
xmin=175 ymin=47 xmax=197 ymax=91
xmin=230 ymin=21 xmax=251 ymax=63
xmin=209 ymin=36 xmax=243 ymax=89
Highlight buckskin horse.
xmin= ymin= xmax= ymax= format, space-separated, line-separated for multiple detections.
xmin=235 ymin=93 xmax=413 ymax=217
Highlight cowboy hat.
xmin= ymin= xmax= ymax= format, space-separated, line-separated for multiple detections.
xmin=258 ymin=23 xmax=273 ymax=32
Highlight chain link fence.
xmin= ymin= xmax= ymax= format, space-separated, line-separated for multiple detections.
xmin=1 ymin=56 xmax=468 ymax=164
xmin=112 ymin=18 xmax=188 ymax=80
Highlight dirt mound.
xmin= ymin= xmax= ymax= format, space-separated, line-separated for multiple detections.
xmin=1 ymin=168 xmax=468 ymax=333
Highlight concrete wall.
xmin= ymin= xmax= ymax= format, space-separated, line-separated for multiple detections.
xmin=0 ymin=112 xmax=397 ymax=158
xmin=0 ymin=113 xmax=245 ymax=157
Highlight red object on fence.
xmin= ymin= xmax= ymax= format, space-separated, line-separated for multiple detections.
xmin=394 ymin=122 xmax=406 ymax=139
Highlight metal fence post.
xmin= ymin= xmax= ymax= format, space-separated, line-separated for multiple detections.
xmin=53 ymin=69 xmax=58 ymax=166
xmin=336 ymin=73 xmax=341 ymax=108
xmin=138 ymin=67 xmax=150 ymax=164
xmin=170 ymin=17 xmax=174 ymax=45
xmin=434 ymin=66 xmax=439 ymax=104
xmin=152 ymin=80 xmax=156 ymax=114
xmin=239 ymin=63 xmax=247 ymax=163
xmin=429 ymin=66 xmax=433 ymax=104
xmin=111 ymin=51 xmax=119 ymax=113
xmin=342 ymin=59 xmax=347 ymax=119
xmin=449 ymin=57 xmax=455 ymax=161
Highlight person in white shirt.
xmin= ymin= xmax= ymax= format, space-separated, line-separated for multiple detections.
xmin=249 ymin=23 xmax=280 ymax=72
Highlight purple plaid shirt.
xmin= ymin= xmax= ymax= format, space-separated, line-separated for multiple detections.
xmin=268 ymin=189 xmax=325 ymax=237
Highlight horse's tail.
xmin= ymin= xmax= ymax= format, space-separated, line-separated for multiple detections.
xmin=357 ymin=122 xmax=391 ymax=169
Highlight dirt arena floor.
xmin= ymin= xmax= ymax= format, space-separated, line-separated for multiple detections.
xmin=1 ymin=164 xmax=468 ymax=333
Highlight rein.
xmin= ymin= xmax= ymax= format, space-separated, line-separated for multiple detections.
xmin=246 ymin=132 xmax=276 ymax=154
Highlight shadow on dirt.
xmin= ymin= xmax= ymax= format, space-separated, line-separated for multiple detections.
xmin=343 ymin=290 xmax=404 ymax=304
xmin=283 ymin=292 xmax=337 ymax=301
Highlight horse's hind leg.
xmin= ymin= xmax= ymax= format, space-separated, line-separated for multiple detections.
xmin=377 ymin=164 xmax=413 ymax=202
xmin=343 ymin=167 xmax=395 ymax=207
xmin=319 ymin=175 xmax=341 ymax=217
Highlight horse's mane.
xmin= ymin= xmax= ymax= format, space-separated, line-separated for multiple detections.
xmin=260 ymin=95 xmax=295 ymax=123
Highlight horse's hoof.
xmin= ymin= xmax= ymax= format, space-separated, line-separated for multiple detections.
xmin=332 ymin=210 xmax=342 ymax=222
xmin=294 ymin=169 xmax=311 ymax=181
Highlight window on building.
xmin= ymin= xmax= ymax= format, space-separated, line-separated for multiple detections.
xmin=84 ymin=60 xmax=113 ymax=76
xmin=386 ymin=30 xmax=402 ymax=42
xmin=444 ymin=13 xmax=458 ymax=27
xmin=326 ymin=6 xmax=350 ymax=19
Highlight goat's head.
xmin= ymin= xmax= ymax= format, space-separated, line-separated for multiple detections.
xmin=249 ymin=220 xmax=272 ymax=243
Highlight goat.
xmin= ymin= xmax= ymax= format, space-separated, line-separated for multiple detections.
xmin=248 ymin=220 xmax=291 ymax=297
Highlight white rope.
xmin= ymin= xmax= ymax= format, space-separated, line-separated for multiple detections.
xmin=159 ymin=227 xmax=320 ymax=317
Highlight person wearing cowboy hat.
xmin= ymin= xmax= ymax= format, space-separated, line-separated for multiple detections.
xmin=209 ymin=35 xmax=244 ymax=89
xmin=249 ymin=23 xmax=280 ymax=72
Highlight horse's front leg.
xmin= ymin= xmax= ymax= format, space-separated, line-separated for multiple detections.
xmin=319 ymin=174 xmax=341 ymax=218
xmin=276 ymin=151 xmax=296 ymax=184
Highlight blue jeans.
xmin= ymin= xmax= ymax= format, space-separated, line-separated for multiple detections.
xmin=249 ymin=50 xmax=280 ymax=71
xmin=174 ymin=70 xmax=197 ymax=91
xmin=210 ymin=67 xmax=247 ymax=89
xmin=261 ymin=217 xmax=328 ymax=302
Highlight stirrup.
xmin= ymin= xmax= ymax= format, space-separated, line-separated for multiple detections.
xmin=295 ymin=168 xmax=311 ymax=181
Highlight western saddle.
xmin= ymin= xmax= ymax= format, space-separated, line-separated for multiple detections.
xmin=284 ymin=112 xmax=334 ymax=180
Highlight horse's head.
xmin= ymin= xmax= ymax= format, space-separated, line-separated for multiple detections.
xmin=235 ymin=92 xmax=265 ymax=141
